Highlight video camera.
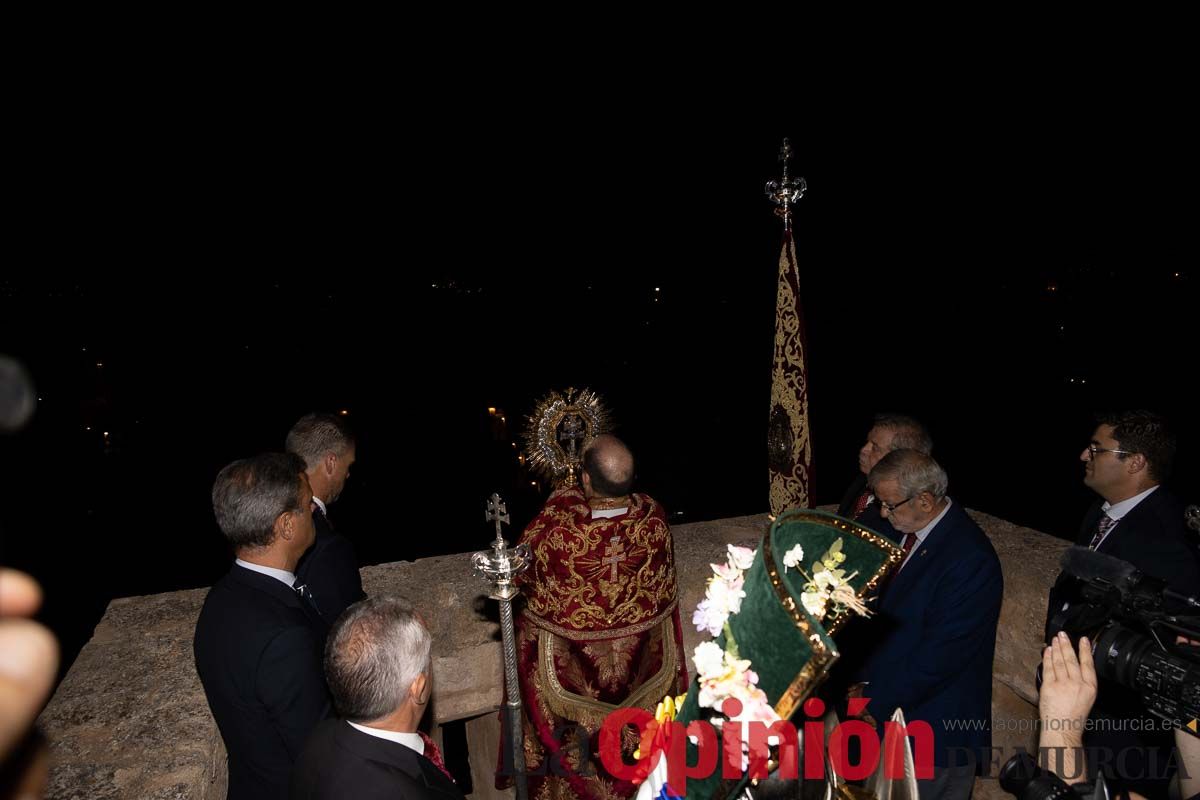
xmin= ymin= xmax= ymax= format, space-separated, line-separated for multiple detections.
xmin=1046 ymin=546 xmax=1200 ymax=737
xmin=999 ymin=752 xmax=1112 ymax=799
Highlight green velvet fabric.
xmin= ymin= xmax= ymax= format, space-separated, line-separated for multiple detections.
xmin=666 ymin=510 xmax=901 ymax=799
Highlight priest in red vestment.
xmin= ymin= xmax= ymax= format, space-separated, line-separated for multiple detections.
xmin=497 ymin=434 xmax=688 ymax=800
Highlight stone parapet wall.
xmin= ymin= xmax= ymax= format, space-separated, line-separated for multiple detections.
xmin=37 ymin=509 xmax=1064 ymax=799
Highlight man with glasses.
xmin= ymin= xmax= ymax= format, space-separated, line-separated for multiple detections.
xmin=849 ymin=448 xmax=1003 ymax=800
xmin=1044 ymin=410 xmax=1199 ymax=797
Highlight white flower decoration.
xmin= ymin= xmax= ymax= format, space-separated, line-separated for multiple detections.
xmin=693 ymin=640 xmax=726 ymax=678
xmin=726 ymin=545 xmax=756 ymax=571
xmin=782 ymin=543 xmax=804 ymax=572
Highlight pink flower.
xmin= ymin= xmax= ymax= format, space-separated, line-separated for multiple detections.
xmin=692 ymin=599 xmax=727 ymax=637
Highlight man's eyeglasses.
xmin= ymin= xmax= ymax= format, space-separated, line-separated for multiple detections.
xmin=878 ymin=495 xmax=915 ymax=514
xmin=1086 ymin=444 xmax=1132 ymax=458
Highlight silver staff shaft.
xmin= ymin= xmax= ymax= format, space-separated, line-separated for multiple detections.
xmin=499 ymin=595 xmax=528 ymax=800
xmin=473 ymin=493 xmax=531 ymax=800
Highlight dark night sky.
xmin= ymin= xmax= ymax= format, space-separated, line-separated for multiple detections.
xmin=2 ymin=97 xmax=1197 ymax=678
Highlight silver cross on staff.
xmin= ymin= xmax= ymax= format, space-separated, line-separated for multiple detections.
xmin=764 ymin=137 xmax=807 ymax=231
xmin=486 ymin=492 xmax=511 ymax=545
xmin=471 ymin=493 xmax=530 ymax=800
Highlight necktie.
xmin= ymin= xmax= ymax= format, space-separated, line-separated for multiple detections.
xmin=1088 ymin=513 xmax=1116 ymax=550
xmin=311 ymin=500 xmax=333 ymax=532
xmin=877 ymin=532 xmax=920 ymax=597
xmin=852 ymin=490 xmax=873 ymax=518
xmin=293 ymin=582 xmax=325 ymax=620
xmin=418 ymin=731 xmax=455 ymax=783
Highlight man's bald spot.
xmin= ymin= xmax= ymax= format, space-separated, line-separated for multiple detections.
xmin=584 ymin=434 xmax=634 ymax=494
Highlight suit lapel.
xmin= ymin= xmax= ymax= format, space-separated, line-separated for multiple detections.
xmin=1094 ymin=490 xmax=1157 ymax=557
xmin=880 ymin=504 xmax=958 ymax=610
xmin=228 ymin=564 xmax=327 ymax=633
xmin=336 ymin=723 xmax=460 ymax=797
xmin=228 ymin=563 xmax=304 ymax=609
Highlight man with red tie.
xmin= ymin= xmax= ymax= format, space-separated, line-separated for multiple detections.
xmin=852 ymin=449 xmax=1002 ymax=800
xmin=1044 ymin=410 xmax=1199 ymax=797
xmin=836 ymin=413 xmax=932 ymax=542
xmin=291 ymin=595 xmax=464 ymax=800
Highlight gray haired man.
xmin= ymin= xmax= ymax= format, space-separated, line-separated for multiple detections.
xmin=286 ymin=413 xmax=364 ymax=624
xmin=291 ymin=596 xmax=463 ymax=799
xmin=194 ymin=452 xmax=331 ymax=800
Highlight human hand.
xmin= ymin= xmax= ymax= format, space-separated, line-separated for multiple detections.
xmin=1038 ymin=632 xmax=1096 ymax=737
xmin=0 ymin=569 xmax=58 ymax=799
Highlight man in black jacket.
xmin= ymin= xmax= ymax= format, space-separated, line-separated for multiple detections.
xmin=1045 ymin=410 xmax=1200 ymax=797
xmin=286 ymin=413 xmax=365 ymax=625
xmin=291 ymin=595 xmax=463 ymax=800
xmin=194 ymin=452 xmax=331 ymax=800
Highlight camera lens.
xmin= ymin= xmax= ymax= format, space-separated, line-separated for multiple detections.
xmin=998 ymin=753 xmax=1075 ymax=799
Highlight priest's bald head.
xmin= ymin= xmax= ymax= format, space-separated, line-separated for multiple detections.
xmin=581 ymin=434 xmax=635 ymax=499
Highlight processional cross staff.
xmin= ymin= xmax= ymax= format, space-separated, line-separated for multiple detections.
xmin=471 ymin=493 xmax=531 ymax=800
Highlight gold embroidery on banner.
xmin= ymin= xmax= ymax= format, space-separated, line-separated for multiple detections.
xmin=768 ymin=234 xmax=813 ymax=516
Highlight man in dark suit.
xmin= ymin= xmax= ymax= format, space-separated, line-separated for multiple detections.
xmin=291 ymin=595 xmax=463 ymax=800
xmin=1045 ymin=410 xmax=1200 ymax=797
xmin=286 ymin=413 xmax=364 ymax=625
xmin=194 ymin=452 xmax=332 ymax=800
xmin=836 ymin=413 xmax=932 ymax=542
xmin=852 ymin=449 xmax=1003 ymax=800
